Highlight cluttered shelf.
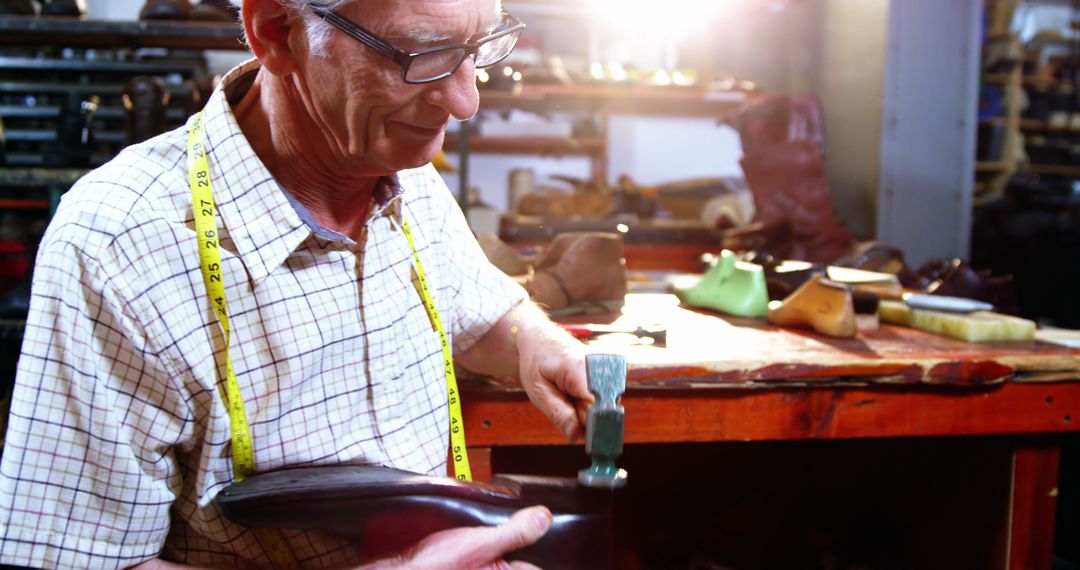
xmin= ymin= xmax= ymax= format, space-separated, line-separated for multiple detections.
xmin=0 ymin=15 xmax=245 ymax=50
xmin=1022 ymin=164 xmax=1080 ymax=177
xmin=975 ymin=160 xmax=1010 ymax=172
xmin=441 ymin=133 xmax=604 ymax=156
xmin=985 ymin=73 xmax=1067 ymax=87
xmin=1019 ymin=118 xmax=1080 ymax=133
xmin=0 ymin=167 xmax=87 ymax=187
xmin=478 ymin=83 xmax=754 ymax=116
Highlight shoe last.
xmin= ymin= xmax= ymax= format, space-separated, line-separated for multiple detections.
xmin=525 ymin=232 xmax=627 ymax=314
xmin=766 ymin=274 xmax=856 ymax=338
xmin=673 ymin=249 xmax=769 ymax=318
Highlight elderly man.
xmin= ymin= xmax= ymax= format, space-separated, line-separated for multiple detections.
xmin=0 ymin=0 xmax=591 ymax=568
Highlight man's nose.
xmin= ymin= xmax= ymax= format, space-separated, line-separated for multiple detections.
xmin=424 ymin=57 xmax=480 ymax=121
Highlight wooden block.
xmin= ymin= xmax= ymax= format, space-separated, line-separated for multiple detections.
xmin=879 ymin=300 xmax=1036 ymax=342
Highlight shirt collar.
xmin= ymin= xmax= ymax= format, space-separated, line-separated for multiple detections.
xmin=198 ymin=58 xmax=407 ymax=285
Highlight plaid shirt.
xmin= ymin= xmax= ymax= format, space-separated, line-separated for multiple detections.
xmin=0 ymin=59 xmax=525 ymax=569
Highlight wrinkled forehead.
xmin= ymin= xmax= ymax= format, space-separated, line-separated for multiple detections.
xmin=347 ymin=0 xmax=503 ymax=43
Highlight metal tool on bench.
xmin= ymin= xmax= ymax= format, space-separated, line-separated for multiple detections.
xmin=216 ymin=353 xmax=629 ymax=568
xmin=563 ymin=323 xmax=667 ymax=346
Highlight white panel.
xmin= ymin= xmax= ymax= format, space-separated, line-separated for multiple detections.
xmin=819 ymin=0 xmax=888 ymax=239
xmin=878 ymin=0 xmax=980 ymax=267
xmin=606 ymin=115 xmax=744 ymax=185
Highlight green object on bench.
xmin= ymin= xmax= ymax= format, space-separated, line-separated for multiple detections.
xmin=578 ymin=353 xmax=628 ymax=488
xmin=673 ymin=249 xmax=769 ymax=318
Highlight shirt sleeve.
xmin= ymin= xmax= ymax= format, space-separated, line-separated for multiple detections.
xmin=426 ymin=170 xmax=527 ymax=353
xmin=0 ymin=237 xmax=188 ymax=570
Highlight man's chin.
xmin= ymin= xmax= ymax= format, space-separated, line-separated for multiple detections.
xmin=390 ymin=144 xmax=443 ymax=172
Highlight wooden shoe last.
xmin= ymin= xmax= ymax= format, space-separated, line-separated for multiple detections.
xmin=525 ymin=232 xmax=627 ymax=315
xmin=767 ymin=274 xmax=856 ymax=338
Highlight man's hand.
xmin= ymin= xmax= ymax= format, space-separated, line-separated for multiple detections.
xmin=364 ymin=505 xmax=553 ymax=569
xmin=514 ymin=319 xmax=592 ymax=441
xmin=457 ymin=301 xmax=593 ymax=441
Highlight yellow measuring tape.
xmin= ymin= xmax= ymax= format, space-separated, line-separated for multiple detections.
xmin=400 ymin=219 xmax=472 ymax=482
xmin=188 ymin=111 xmax=299 ymax=569
xmin=187 ymin=109 xmax=471 ymax=566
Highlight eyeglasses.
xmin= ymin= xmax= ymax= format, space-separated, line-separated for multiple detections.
xmin=312 ymin=8 xmax=526 ymax=84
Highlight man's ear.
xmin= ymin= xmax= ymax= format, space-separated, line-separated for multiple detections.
xmin=241 ymin=0 xmax=300 ymax=75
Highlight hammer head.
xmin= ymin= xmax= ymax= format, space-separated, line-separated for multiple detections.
xmin=578 ymin=354 xmax=628 ymax=488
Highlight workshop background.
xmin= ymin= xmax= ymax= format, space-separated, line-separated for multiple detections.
xmin=0 ymin=0 xmax=1078 ymax=568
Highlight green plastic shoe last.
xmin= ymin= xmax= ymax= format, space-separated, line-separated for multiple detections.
xmin=673 ymin=250 xmax=769 ymax=318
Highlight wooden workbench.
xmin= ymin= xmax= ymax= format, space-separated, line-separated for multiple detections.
xmin=460 ymin=294 xmax=1080 ymax=569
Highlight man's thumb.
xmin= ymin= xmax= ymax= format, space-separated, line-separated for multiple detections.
xmin=489 ymin=505 xmax=552 ymax=554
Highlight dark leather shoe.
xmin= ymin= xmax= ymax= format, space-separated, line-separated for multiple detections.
xmin=916 ymin=258 xmax=1020 ymax=314
xmin=834 ymin=240 xmax=920 ymax=288
xmin=184 ymin=74 xmax=216 ymax=115
xmin=720 ymin=218 xmax=794 ymax=259
xmin=763 ymin=261 xmax=826 ymax=301
xmin=45 ymin=91 xmax=98 ymax=167
xmin=0 ymin=0 xmax=34 ymax=15
xmin=122 ymin=76 xmax=169 ymax=145
xmin=140 ymin=0 xmax=191 ymax=20
xmin=216 ymin=465 xmax=614 ymax=570
xmin=41 ymin=0 xmax=82 ymax=16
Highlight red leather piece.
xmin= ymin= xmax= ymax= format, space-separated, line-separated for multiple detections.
xmin=740 ymin=141 xmax=853 ymax=263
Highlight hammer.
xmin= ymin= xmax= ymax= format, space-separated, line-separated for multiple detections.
xmin=578 ymin=354 xmax=628 ymax=488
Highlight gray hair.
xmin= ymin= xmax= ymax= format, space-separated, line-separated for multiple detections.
xmin=230 ymin=0 xmax=352 ymax=57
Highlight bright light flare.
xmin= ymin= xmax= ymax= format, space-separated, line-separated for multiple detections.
xmin=590 ymin=62 xmax=605 ymax=80
xmin=587 ymin=0 xmax=736 ymax=36
xmin=671 ymin=70 xmax=696 ymax=86
xmin=607 ymin=62 xmax=628 ymax=82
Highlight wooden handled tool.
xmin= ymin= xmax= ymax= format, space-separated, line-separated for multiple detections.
xmin=562 ymin=324 xmax=666 ymax=346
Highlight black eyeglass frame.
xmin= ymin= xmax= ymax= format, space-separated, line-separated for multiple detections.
xmin=311 ymin=7 xmax=526 ymax=84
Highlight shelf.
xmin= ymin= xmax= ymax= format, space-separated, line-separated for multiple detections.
xmin=0 ymin=167 xmax=88 ymax=186
xmin=0 ymin=79 xmax=201 ymax=96
xmin=0 ymin=199 xmax=50 ymax=209
xmin=5 ymin=128 xmax=125 ymax=144
xmin=478 ymin=84 xmax=753 ymax=116
xmin=0 ymin=55 xmax=202 ymax=73
xmin=0 ymin=104 xmax=187 ymax=121
xmin=443 ymin=133 xmax=603 ymax=156
xmin=1020 ymin=76 xmax=1068 ymax=87
xmin=985 ymin=74 xmax=1069 ymax=88
xmin=0 ymin=16 xmax=245 ymax=51
xmin=1019 ymin=119 xmax=1080 ymax=133
xmin=1022 ymin=164 xmax=1080 ymax=177
xmin=976 ymin=161 xmax=1010 ymax=173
